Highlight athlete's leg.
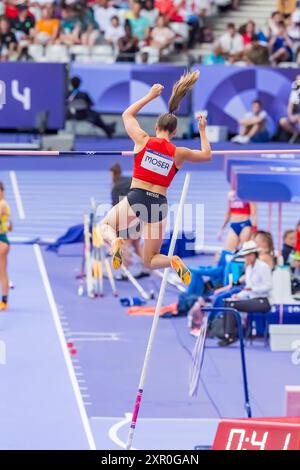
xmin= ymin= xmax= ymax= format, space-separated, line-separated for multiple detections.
xmin=239 ymin=225 xmax=253 ymax=245
xmin=142 ymin=220 xmax=191 ymax=284
xmin=99 ymin=197 xmax=139 ymax=269
xmin=142 ymin=219 xmax=169 ymax=270
xmin=224 ymin=227 xmax=240 ymax=251
xmin=99 ymin=197 xmax=138 ymax=245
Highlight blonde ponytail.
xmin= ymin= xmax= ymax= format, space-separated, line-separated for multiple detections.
xmin=168 ymin=70 xmax=200 ymax=114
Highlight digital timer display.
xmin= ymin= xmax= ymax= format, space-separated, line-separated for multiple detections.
xmin=213 ymin=418 xmax=300 ymax=450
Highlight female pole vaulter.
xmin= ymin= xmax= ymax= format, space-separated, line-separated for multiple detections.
xmin=99 ymin=71 xmax=211 ymax=285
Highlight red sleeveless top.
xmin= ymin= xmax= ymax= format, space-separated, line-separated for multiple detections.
xmin=229 ymin=192 xmax=251 ymax=215
xmin=133 ymin=137 xmax=178 ymax=188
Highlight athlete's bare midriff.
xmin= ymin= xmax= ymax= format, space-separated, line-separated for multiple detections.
xmin=130 ymin=177 xmax=167 ymax=196
xmin=230 ymin=213 xmax=251 ymax=223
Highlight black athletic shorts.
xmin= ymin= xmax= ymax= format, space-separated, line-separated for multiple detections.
xmin=127 ymin=188 xmax=168 ymax=223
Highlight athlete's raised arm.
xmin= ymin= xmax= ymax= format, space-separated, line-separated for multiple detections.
xmin=122 ymin=84 xmax=164 ymax=148
xmin=176 ymin=115 xmax=211 ymax=163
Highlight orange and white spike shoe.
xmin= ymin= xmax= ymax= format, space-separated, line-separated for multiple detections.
xmin=0 ymin=301 xmax=8 ymax=311
xmin=171 ymin=255 xmax=191 ymax=286
xmin=111 ymin=237 xmax=125 ymax=270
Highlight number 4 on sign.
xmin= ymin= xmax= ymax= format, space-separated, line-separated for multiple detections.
xmin=226 ymin=429 xmax=268 ymax=450
xmin=0 ymin=80 xmax=6 ymax=109
xmin=11 ymin=80 xmax=31 ymax=110
xmin=250 ymin=431 xmax=268 ymax=450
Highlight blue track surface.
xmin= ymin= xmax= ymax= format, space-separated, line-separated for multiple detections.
xmin=0 ymin=245 xmax=91 ymax=449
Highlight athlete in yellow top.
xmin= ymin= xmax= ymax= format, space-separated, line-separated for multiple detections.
xmin=0 ymin=182 xmax=12 ymax=310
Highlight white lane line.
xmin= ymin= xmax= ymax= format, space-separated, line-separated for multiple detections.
xmin=68 ymin=337 xmax=120 ymax=342
xmin=69 ymin=332 xmax=121 ymax=336
xmin=92 ymin=416 xmax=219 ymax=422
xmin=9 ymin=171 xmax=26 ymax=220
xmin=108 ymin=413 xmax=136 ymax=450
xmin=34 ymin=244 xmax=96 ymax=450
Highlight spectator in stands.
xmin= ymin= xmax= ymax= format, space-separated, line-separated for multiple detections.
xmin=183 ymin=0 xmax=209 ymax=48
xmin=93 ymin=0 xmax=118 ymax=36
xmin=240 ymin=20 xmax=267 ymax=47
xmin=232 ymin=100 xmax=269 ymax=144
xmin=59 ymin=5 xmax=81 ymax=46
xmin=67 ymin=76 xmax=116 ymax=138
xmin=4 ymin=0 xmax=20 ymax=20
xmin=155 ymin=0 xmax=180 ymax=21
xmin=245 ymin=37 xmax=270 ymax=65
xmin=129 ymin=0 xmax=150 ymax=41
xmin=0 ymin=16 xmax=17 ymax=59
xmin=282 ymin=229 xmax=297 ymax=265
xmin=17 ymin=45 xmax=34 ymax=61
xmin=279 ymin=74 xmax=300 ymax=141
xmin=241 ymin=20 xmax=257 ymax=45
xmin=150 ymin=15 xmax=175 ymax=53
xmin=220 ymin=241 xmax=273 ymax=347
xmin=105 ymin=15 xmax=124 ymax=47
xmin=288 ymin=9 xmax=300 ymax=59
xmin=214 ymin=22 xmax=244 ymax=63
xmin=268 ymin=11 xmax=285 ymax=35
xmin=277 ymin=0 xmax=297 ymax=17
xmin=141 ymin=0 xmax=159 ymax=28
xmin=32 ymin=6 xmax=60 ymax=45
xmin=80 ymin=3 xmax=100 ymax=47
xmin=269 ymin=21 xmax=293 ymax=64
xmin=116 ymin=19 xmax=139 ymax=61
xmin=253 ymin=231 xmax=275 ymax=269
xmin=11 ymin=4 xmax=35 ymax=42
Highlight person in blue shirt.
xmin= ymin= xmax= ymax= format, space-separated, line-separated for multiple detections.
xmin=129 ymin=0 xmax=150 ymax=41
xmin=269 ymin=21 xmax=293 ymax=64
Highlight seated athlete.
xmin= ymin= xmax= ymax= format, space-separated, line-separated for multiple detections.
xmin=99 ymin=71 xmax=211 ymax=285
xmin=218 ymin=190 xmax=257 ymax=252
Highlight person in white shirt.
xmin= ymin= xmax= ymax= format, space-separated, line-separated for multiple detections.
xmin=141 ymin=0 xmax=159 ymax=28
xmin=232 ymin=99 xmax=269 ymax=144
xmin=219 ymin=241 xmax=273 ymax=346
xmin=279 ymin=74 xmax=300 ymax=140
xmin=93 ymin=0 xmax=119 ymax=35
xmin=214 ymin=22 xmax=244 ymax=63
xmin=105 ymin=15 xmax=124 ymax=46
xmin=150 ymin=15 xmax=175 ymax=51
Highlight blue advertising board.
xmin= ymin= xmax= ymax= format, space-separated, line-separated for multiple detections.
xmin=70 ymin=63 xmax=189 ymax=115
xmin=192 ymin=65 xmax=299 ymax=134
xmin=0 ymin=63 xmax=66 ymax=130
xmin=234 ymin=165 xmax=300 ymax=202
xmin=225 ymin=154 xmax=300 ymax=183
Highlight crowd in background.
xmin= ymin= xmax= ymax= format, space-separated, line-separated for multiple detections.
xmin=0 ymin=1 xmax=246 ymax=62
xmin=2 ymin=1 xmax=300 ymax=65
xmin=212 ymin=3 xmax=300 ymax=66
